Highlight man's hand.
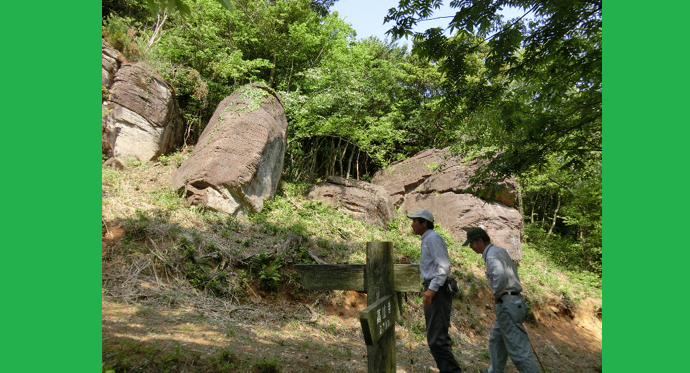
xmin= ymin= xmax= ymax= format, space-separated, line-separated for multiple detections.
xmin=494 ymin=289 xmax=508 ymax=303
xmin=423 ymin=289 xmax=435 ymax=307
xmin=400 ymin=256 xmax=411 ymax=264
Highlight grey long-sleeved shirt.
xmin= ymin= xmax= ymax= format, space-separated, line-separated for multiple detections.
xmin=419 ymin=229 xmax=451 ymax=292
xmin=482 ymin=244 xmax=522 ymax=298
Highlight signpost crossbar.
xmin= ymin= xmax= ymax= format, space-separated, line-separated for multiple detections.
xmin=294 ymin=242 xmax=417 ymax=373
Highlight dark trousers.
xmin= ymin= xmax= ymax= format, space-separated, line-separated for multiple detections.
xmin=424 ymin=285 xmax=463 ymax=373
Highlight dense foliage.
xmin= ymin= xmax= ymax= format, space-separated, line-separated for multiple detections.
xmin=103 ymin=0 xmax=459 ymax=173
xmin=385 ymin=0 xmax=602 ymax=182
xmin=384 ymin=0 xmax=602 ymax=273
xmin=102 ymin=0 xmax=601 ymax=274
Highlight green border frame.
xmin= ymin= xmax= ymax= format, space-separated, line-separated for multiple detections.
xmin=7 ymin=0 xmax=683 ymax=370
xmin=605 ymin=0 xmax=688 ymax=372
xmin=1 ymin=2 xmax=101 ymax=372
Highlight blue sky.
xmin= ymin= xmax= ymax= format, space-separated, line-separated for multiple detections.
xmin=331 ymin=0 xmax=529 ymax=48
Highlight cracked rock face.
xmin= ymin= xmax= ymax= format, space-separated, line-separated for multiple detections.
xmin=102 ymin=61 xmax=184 ymax=162
xmin=372 ymin=148 xmax=523 ymax=262
xmin=102 ymin=40 xmax=121 ymax=89
xmin=306 ymin=176 xmax=395 ymax=230
xmin=170 ymin=85 xmax=287 ymax=216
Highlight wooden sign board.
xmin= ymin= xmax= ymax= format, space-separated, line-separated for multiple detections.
xmin=294 ymin=243 xmax=412 ymax=373
xmin=295 ymin=264 xmax=420 ymax=292
xmin=359 ymin=293 xmax=398 ymax=345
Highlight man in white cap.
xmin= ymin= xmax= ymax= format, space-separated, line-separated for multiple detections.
xmin=404 ymin=209 xmax=463 ymax=373
xmin=463 ymin=227 xmax=539 ymax=373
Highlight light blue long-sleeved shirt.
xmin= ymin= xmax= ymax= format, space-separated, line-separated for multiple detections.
xmin=419 ymin=229 xmax=451 ymax=292
xmin=482 ymin=244 xmax=522 ymax=298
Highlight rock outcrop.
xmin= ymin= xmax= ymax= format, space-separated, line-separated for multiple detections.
xmin=307 ymin=176 xmax=395 ymax=229
xmin=102 ymin=62 xmax=185 ymax=162
xmin=171 ymin=85 xmax=287 ymax=216
xmin=372 ymin=149 xmax=523 ymax=262
xmin=102 ymin=40 xmax=123 ymax=89
xmin=371 ymin=149 xmax=517 ymax=207
xmin=401 ymin=192 xmax=523 ymax=260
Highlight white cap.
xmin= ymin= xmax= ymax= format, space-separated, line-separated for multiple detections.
xmin=406 ymin=209 xmax=434 ymax=222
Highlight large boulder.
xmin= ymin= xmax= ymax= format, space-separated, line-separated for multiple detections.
xmin=401 ymin=192 xmax=523 ymax=261
xmin=171 ymin=85 xmax=287 ymax=216
xmin=372 ymin=148 xmax=523 ymax=262
xmin=307 ymin=176 xmax=395 ymax=229
xmin=372 ymin=149 xmax=517 ymax=207
xmin=102 ymin=40 xmax=123 ymax=89
xmin=102 ymin=62 xmax=185 ymax=162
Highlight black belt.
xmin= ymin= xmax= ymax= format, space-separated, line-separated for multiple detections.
xmin=421 ymin=281 xmax=445 ymax=293
xmin=495 ymin=291 xmax=520 ymax=303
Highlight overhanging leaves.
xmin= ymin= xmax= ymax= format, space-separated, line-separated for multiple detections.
xmin=145 ymin=0 xmax=232 ymax=17
xmin=385 ymin=0 xmax=602 ymax=185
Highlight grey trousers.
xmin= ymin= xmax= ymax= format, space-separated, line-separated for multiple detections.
xmin=424 ymin=286 xmax=463 ymax=373
xmin=488 ymin=294 xmax=539 ymax=373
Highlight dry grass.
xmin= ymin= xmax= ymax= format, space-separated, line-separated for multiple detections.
xmin=102 ymin=150 xmax=602 ymax=373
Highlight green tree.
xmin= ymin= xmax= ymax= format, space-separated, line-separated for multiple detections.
xmin=102 ymin=0 xmax=459 ymax=171
xmin=385 ymin=1 xmax=601 ymax=273
xmin=519 ymin=154 xmax=601 ymax=273
xmin=385 ymin=0 xmax=602 ymax=185
xmin=143 ymin=0 xmax=231 ymax=17
xmin=283 ymin=35 xmax=456 ymax=181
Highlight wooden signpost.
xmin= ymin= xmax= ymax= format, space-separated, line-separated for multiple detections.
xmin=295 ymin=242 xmax=421 ymax=373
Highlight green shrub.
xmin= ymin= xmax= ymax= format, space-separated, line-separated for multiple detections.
xmin=123 ymin=221 xmax=147 ymax=243
xmin=255 ymin=356 xmax=281 ymax=373
xmin=102 ymin=15 xmax=145 ymax=60
xmin=156 ymin=151 xmax=188 ymax=168
xmin=219 ymin=348 xmax=238 ymax=363
xmin=259 ymin=260 xmax=282 ymax=291
xmin=524 ymin=222 xmax=595 ymax=272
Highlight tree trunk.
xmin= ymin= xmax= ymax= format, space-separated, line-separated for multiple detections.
xmin=340 ymin=142 xmax=349 ymax=178
xmin=346 ymin=145 xmax=355 ymax=179
xmin=580 ymin=227 xmax=588 ymax=259
xmin=530 ymin=193 xmax=538 ymax=224
xmin=356 ymin=149 xmax=361 ymax=180
xmin=365 ymin=157 xmax=368 ymax=180
xmin=147 ymin=12 xmax=168 ymax=49
xmin=268 ymin=53 xmax=277 ymax=88
xmin=546 ymin=194 xmax=560 ymax=239
xmin=530 ymin=204 xmax=535 ymax=224
xmin=516 ymin=180 xmax=525 ymax=231
xmin=312 ymin=137 xmax=325 ymax=176
xmin=286 ymin=59 xmax=294 ymax=92
xmin=332 ymin=137 xmax=340 ymax=176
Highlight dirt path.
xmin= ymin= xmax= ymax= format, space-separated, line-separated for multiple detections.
xmin=102 ymin=287 xmax=601 ymax=373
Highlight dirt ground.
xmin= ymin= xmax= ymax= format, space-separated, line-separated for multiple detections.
xmin=102 ymin=293 xmax=601 ymax=373
xmin=103 ymin=273 xmax=601 ymax=372
xmin=102 ymin=220 xmax=601 ymax=373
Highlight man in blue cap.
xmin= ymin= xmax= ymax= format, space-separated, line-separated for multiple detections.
xmin=464 ymin=227 xmax=539 ymax=373
xmin=404 ymin=209 xmax=463 ymax=373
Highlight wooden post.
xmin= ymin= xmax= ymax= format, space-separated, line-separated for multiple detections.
xmin=294 ymin=242 xmax=420 ymax=373
xmin=364 ymin=241 xmax=396 ymax=373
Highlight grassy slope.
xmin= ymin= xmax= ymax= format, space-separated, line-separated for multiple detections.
xmin=102 ymin=149 xmax=602 ymax=373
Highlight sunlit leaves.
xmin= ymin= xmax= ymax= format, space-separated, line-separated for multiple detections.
xmin=145 ymin=0 xmax=231 ymax=17
xmin=385 ymin=0 xmax=602 ymax=182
